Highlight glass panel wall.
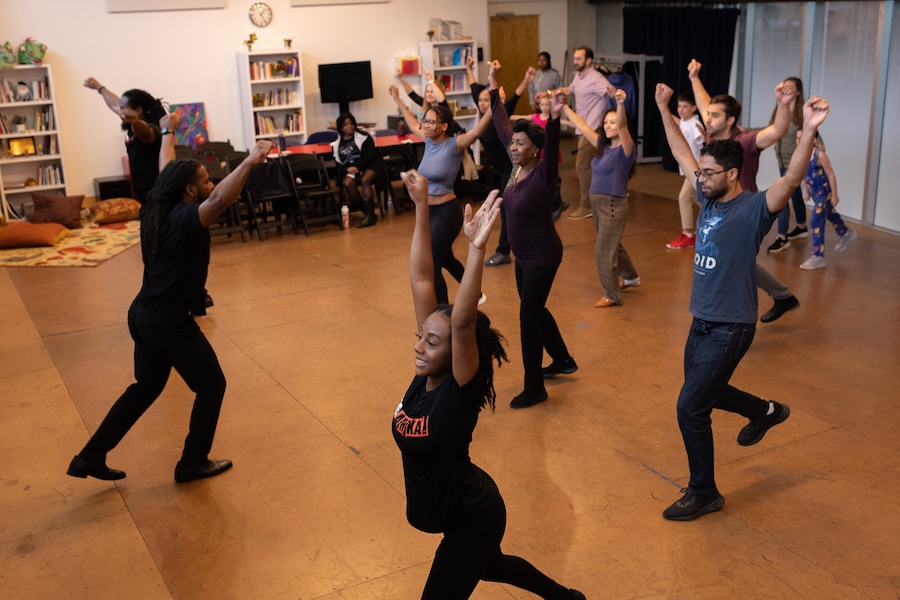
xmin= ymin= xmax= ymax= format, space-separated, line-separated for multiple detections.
xmin=874 ymin=5 xmax=900 ymax=232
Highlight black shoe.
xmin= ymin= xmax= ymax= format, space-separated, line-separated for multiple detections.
xmin=559 ymin=200 xmax=570 ymax=213
xmin=551 ymin=209 xmax=562 ymax=222
xmin=174 ymin=459 xmax=233 ymax=483
xmin=510 ymin=390 xmax=548 ymax=409
xmin=662 ymin=488 xmax=725 ymax=521
xmin=542 ymin=356 xmax=578 ymax=378
xmin=737 ymin=401 xmax=790 ymax=446
xmin=484 ymin=252 xmax=511 ymax=266
xmin=67 ymin=455 xmax=126 ymax=481
xmin=767 ymin=237 xmax=790 ymax=253
xmin=356 ymin=214 xmax=378 ymax=228
xmin=760 ymin=295 xmax=800 ymax=323
xmin=786 ymin=226 xmax=809 ymax=239
xmin=204 ymin=293 xmax=214 ymax=308
xmin=567 ymin=590 xmax=586 ymax=600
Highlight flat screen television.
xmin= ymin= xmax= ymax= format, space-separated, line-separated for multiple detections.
xmin=318 ymin=61 xmax=373 ymax=115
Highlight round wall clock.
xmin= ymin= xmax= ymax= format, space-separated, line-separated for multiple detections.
xmin=249 ymin=2 xmax=273 ymax=27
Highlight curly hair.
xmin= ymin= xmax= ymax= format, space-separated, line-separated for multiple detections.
xmin=433 ymin=305 xmax=508 ymax=411
xmin=121 ymin=88 xmax=167 ymax=123
xmin=141 ymin=159 xmax=203 ymax=261
xmin=700 ymin=139 xmax=744 ymax=178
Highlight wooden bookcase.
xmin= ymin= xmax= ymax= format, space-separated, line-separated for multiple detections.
xmin=419 ymin=40 xmax=479 ymax=129
xmin=0 ymin=63 xmax=67 ymax=222
xmin=237 ymin=50 xmax=307 ymax=150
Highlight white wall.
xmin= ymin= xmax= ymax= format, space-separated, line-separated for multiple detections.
xmin=0 ymin=0 xmax=488 ymax=198
xmin=486 ymin=0 xmax=568 ymax=82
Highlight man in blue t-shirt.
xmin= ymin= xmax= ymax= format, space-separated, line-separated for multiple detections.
xmin=654 ymin=83 xmax=830 ymax=521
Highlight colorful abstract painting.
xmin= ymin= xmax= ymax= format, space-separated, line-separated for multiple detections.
xmin=170 ymin=102 xmax=209 ymax=151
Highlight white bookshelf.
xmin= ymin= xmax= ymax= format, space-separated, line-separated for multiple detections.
xmin=0 ymin=64 xmax=66 ymax=222
xmin=419 ymin=40 xmax=478 ymax=129
xmin=237 ymin=50 xmax=307 ymax=150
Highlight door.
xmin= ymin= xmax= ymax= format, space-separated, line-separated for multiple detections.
xmin=489 ymin=14 xmax=540 ymax=110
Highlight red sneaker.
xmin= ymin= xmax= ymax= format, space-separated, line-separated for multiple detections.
xmin=667 ymin=233 xmax=696 ymax=249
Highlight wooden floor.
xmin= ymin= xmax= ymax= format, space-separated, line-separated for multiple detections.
xmin=2 ymin=148 xmax=900 ymax=599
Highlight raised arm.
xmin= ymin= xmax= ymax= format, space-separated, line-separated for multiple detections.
xmin=754 ymin=82 xmax=793 ymax=149
xmin=389 ymin=84 xmax=425 ymax=139
xmin=84 ymin=77 xmax=123 ymax=117
xmin=613 ymin=89 xmax=634 ymax=157
xmin=198 ymin=140 xmax=273 ymax=227
xmin=490 ymin=88 xmax=514 ymax=148
xmin=396 ymin=69 xmax=415 ymax=95
xmin=465 ymin=56 xmax=478 ymax=86
xmin=428 ymin=71 xmax=447 ymax=104
xmin=766 ymin=96 xmax=829 ymax=214
xmin=158 ymin=113 xmax=178 ymax=171
xmin=656 ymin=83 xmax=698 ymax=190
xmin=452 ymin=190 xmax=502 ymax=386
xmin=516 ymin=67 xmax=536 ymax=97
xmin=456 ymin=105 xmax=493 ymax=152
xmin=561 ymin=103 xmax=600 ymax=147
xmin=403 ymin=169 xmax=437 ymax=331
xmin=487 ymin=60 xmax=501 ymax=91
xmin=687 ymin=59 xmax=711 ymax=127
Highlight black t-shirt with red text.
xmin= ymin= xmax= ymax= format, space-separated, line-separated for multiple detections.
xmin=392 ymin=374 xmax=491 ymax=533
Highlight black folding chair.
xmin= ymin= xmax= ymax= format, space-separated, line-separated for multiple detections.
xmin=238 ymin=159 xmax=301 ymax=240
xmin=283 ymin=154 xmax=342 ymax=232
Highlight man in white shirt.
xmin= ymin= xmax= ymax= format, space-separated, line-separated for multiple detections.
xmin=666 ymin=91 xmax=705 ymax=249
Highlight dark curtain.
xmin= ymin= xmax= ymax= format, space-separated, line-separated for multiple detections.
xmin=623 ymin=5 xmax=740 ymax=171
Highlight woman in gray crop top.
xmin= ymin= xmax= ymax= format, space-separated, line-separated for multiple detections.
xmin=389 ymin=85 xmax=494 ymax=304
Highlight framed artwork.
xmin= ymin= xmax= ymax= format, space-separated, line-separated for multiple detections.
xmin=169 ymin=103 xmax=209 ymax=152
xmin=9 ymin=137 xmax=36 ymax=156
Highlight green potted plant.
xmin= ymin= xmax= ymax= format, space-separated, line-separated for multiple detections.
xmin=12 ymin=115 xmax=26 ymax=133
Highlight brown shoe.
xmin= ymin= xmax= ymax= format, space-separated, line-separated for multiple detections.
xmin=593 ymin=297 xmax=616 ymax=308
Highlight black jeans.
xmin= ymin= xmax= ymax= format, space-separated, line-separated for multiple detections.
xmin=79 ymin=301 xmax=226 ymax=466
xmin=676 ymin=318 xmax=768 ymax=494
xmin=429 ymin=200 xmax=465 ymax=305
xmin=515 ymin=261 xmax=570 ymax=398
xmin=421 ymin=469 xmax=569 ymax=600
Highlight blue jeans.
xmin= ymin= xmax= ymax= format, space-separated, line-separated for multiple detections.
xmin=676 ymin=318 xmax=769 ymax=494
xmin=776 ymin=166 xmax=807 ymax=236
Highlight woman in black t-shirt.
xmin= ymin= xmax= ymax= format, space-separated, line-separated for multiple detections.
xmin=333 ymin=112 xmax=379 ymax=228
xmin=392 ymin=170 xmax=585 ymax=600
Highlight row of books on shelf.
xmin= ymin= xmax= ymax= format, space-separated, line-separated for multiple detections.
xmin=0 ymin=106 xmax=55 ymax=134
xmin=430 ymin=46 xmax=472 ymax=69
xmin=439 ymin=74 xmax=470 ymax=94
xmin=445 ymin=100 xmax=476 ymax=117
xmin=37 ymin=163 xmax=63 ymax=186
xmin=0 ymin=77 xmax=51 ymax=104
xmin=255 ymin=111 xmax=302 ymax=135
xmin=252 ymin=88 xmax=300 ymax=108
xmin=249 ymin=58 xmax=300 ymax=81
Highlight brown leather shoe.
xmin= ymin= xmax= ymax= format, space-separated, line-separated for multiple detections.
xmin=593 ymin=297 xmax=616 ymax=308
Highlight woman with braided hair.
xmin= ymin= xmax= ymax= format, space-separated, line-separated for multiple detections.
xmin=67 ymin=114 xmax=275 ymax=484
xmin=393 ymin=170 xmax=585 ymax=600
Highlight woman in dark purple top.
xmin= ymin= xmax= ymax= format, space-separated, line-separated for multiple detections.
xmin=490 ymin=89 xmax=576 ymax=409
xmin=393 ymin=169 xmax=584 ymax=600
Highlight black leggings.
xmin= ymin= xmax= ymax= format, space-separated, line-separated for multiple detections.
xmin=421 ymin=470 xmax=570 ymax=600
xmin=79 ymin=301 xmax=226 ymax=466
xmin=429 ymin=200 xmax=465 ymax=305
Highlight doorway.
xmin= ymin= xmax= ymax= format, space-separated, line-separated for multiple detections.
xmin=489 ymin=14 xmax=539 ymax=109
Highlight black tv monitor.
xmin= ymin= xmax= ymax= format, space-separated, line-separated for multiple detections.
xmin=318 ymin=61 xmax=373 ymax=115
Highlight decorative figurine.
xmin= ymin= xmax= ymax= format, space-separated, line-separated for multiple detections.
xmin=0 ymin=42 xmax=16 ymax=68
xmin=284 ymin=38 xmax=293 ymax=49
xmin=244 ymin=33 xmax=258 ymax=51
xmin=17 ymin=37 xmax=46 ymax=64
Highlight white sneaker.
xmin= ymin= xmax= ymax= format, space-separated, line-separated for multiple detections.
xmin=799 ymin=255 xmax=827 ymax=270
xmin=834 ymin=229 xmax=857 ymax=253
xmin=478 ymin=293 xmax=487 ymax=305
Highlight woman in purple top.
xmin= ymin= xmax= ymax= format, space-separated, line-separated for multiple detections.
xmin=563 ymin=89 xmax=639 ymax=307
xmin=491 ymin=89 xmax=576 ymax=409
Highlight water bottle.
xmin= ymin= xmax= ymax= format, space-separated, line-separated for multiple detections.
xmin=278 ymin=132 xmax=286 ymax=153
xmin=341 ymin=204 xmax=350 ymax=229
xmin=386 ymin=199 xmax=395 ymax=216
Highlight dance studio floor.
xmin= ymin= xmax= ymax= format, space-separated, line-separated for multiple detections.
xmin=2 ymin=148 xmax=899 ymax=599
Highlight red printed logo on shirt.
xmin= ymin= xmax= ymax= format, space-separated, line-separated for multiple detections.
xmin=394 ymin=410 xmax=430 ymax=438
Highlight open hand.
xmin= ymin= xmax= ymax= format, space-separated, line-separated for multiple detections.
xmin=463 ymin=189 xmax=502 ymax=249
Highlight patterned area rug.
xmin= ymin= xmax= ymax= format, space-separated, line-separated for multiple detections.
xmin=0 ymin=220 xmax=141 ymax=267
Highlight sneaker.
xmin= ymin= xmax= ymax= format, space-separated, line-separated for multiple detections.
xmin=542 ymin=356 xmax=578 ymax=378
xmin=666 ymin=232 xmax=696 ymax=249
xmin=484 ymin=252 xmax=511 ymax=266
xmin=510 ymin=389 xmax=548 ymax=409
xmin=478 ymin=293 xmax=487 ymax=305
xmin=567 ymin=207 xmax=592 ymax=220
xmin=737 ymin=401 xmax=790 ymax=446
xmin=621 ymin=277 xmax=641 ymax=290
xmin=760 ymin=295 xmax=800 ymax=323
xmin=662 ymin=488 xmax=725 ymax=521
xmin=834 ymin=228 xmax=857 ymax=253
xmin=786 ymin=226 xmax=809 ymax=239
xmin=799 ymin=255 xmax=827 ymax=270
xmin=767 ymin=237 xmax=791 ymax=253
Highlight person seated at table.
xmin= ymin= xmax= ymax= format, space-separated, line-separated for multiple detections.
xmin=333 ymin=112 xmax=378 ymax=228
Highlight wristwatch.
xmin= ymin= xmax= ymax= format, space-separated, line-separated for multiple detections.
xmin=160 ymin=128 xmax=173 ymax=135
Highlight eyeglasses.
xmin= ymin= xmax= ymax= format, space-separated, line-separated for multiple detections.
xmin=421 ymin=119 xmax=441 ymax=127
xmin=694 ymin=169 xmax=727 ymax=181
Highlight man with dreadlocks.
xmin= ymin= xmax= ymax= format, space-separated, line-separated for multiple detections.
xmin=67 ymin=113 xmax=275 ymax=484
xmin=84 ymin=77 xmax=215 ymax=313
